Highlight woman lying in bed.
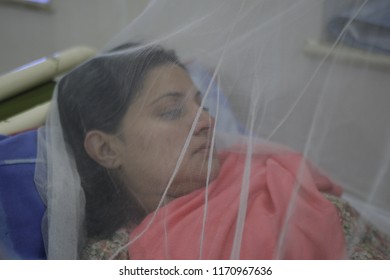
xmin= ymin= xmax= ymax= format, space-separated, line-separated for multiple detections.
xmin=55 ymin=45 xmax=390 ymax=260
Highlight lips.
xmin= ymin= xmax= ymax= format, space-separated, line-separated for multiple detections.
xmin=193 ymin=142 xmax=212 ymax=155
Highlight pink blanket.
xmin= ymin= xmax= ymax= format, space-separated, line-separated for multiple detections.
xmin=128 ymin=147 xmax=346 ymax=259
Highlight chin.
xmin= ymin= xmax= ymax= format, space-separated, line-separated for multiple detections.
xmin=170 ymin=158 xmax=221 ymax=198
xmin=198 ymin=156 xmax=221 ymax=184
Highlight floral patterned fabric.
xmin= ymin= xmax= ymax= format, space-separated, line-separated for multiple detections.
xmin=81 ymin=227 xmax=131 ymax=260
xmin=81 ymin=194 xmax=390 ymax=260
xmin=325 ymin=194 xmax=390 ymax=259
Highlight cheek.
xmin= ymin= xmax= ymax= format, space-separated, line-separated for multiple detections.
xmin=122 ymin=122 xmax=190 ymax=182
xmin=152 ymin=125 xmax=191 ymax=170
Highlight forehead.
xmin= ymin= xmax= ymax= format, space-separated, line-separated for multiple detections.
xmin=139 ymin=64 xmax=196 ymax=101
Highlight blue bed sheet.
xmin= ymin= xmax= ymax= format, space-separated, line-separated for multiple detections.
xmin=0 ymin=130 xmax=46 ymax=259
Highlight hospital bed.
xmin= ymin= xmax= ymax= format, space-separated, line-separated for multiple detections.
xmin=0 ymin=46 xmax=96 ymax=135
xmin=0 ymin=45 xmax=389 ymax=259
xmin=0 ymin=47 xmax=95 ymax=259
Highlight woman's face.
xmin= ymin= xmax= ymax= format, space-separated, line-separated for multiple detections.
xmin=116 ymin=64 xmax=220 ymax=211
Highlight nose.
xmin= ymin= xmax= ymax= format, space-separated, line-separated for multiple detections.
xmin=194 ymin=108 xmax=215 ymax=136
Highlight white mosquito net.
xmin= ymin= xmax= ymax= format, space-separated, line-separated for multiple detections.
xmin=35 ymin=0 xmax=390 ymax=260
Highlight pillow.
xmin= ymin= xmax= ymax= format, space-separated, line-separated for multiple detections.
xmin=187 ymin=62 xmax=246 ymax=135
xmin=0 ymin=130 xmax=46 ymax=259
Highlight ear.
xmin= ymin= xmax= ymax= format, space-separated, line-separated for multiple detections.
xmin=84 ymin=130 xmax=122 ymax=169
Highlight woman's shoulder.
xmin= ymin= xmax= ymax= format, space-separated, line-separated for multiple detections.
xmin=81 ymin=227 xmax=131 ymax=260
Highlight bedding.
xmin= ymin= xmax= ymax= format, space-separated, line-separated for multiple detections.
xmin=81 ymin=145 xmax=390 ymax=260
xmin=81 ymin=193 xmax=390 ymax=260
xmin=0 ymin=130 xmax=46 ymax=259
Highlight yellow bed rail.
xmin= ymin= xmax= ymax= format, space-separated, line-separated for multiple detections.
xmin=0 ymin=46 xmax=96 ymax=135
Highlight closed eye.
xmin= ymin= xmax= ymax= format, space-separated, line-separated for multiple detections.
xmin=160 ymin=108 xmax=184 ymax=120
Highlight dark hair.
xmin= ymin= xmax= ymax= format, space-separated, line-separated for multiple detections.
xmin=57 ymin=45 xmax=185 ymax=240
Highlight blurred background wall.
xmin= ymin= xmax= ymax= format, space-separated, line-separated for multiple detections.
xmin=0 ymin=0 xmax=150 ymax=74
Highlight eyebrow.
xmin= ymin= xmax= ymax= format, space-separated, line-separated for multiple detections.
xmin=149 ymin=91 xmax=202 ymax=106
